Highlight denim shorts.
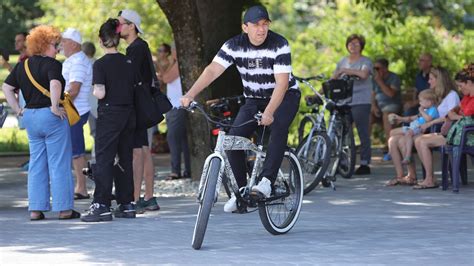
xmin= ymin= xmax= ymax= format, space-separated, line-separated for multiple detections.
xmin=403 ymin=120 xmax=422 ymax=136
xmin=380 ymin=103 xmax=401 ymax=114
xmin=70 ymin=112 xmax=89 ymax=158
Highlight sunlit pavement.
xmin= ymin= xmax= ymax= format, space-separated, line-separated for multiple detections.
xmin=0 ymin=152 xmax=473 ymax=264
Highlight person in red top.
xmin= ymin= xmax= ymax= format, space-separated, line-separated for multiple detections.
xmin=445 ymin=63 xmax=474 ymax=146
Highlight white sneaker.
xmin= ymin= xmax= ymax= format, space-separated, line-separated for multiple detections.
xmin=223 ymin=187 xmax=245 ymax=213
xmin=251 ymin=177 xmax=272 ymax=198
xmin=223 ymin=195 xmax=237 ymax=213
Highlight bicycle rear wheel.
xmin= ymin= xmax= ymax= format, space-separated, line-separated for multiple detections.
xmin=296 ymin=132 xmax=331 ymax=195
xmin=337 ymin=122 xmax=356 ymax=179
xmin=258 ymin=151 xmax=303 ymax=235
xmin=192 ymin=157 xmax=220 ymax=250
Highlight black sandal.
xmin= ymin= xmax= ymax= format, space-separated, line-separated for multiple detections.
xmin=74 ymin=193 xmax=90 ymax=200
xmin=30 ymin=212 xmax=45 ymax=221
xmin=165 ymin=174 xmax=182 ymax=181
xmin=59 ymin=210 xmax=81 ymax=220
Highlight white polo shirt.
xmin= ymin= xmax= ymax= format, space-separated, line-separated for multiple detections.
xmin=62 ymin=51 xmax=92 ymax=116
xmin=167 ymin=76 xmax=183 ymax=108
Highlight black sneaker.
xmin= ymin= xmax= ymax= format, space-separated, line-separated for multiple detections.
xmin=354 ymin=165 xmax=371 ymax=175
xmin=114 ymin=203 xmax=137 ymax=218
xmin=81 ymin=203 xmax=113 ymax=222
xmin=137 ymin=197 xmax=160 ymax=211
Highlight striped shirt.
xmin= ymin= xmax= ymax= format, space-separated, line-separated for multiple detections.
xmin=62 ymin=51 xmax=92 ymax=115
xmin=213 ymin=30 xmax=298 ymax=99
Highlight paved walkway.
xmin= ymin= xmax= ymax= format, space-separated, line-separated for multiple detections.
xmin=0 ymin=152 xmax=473 ymax=265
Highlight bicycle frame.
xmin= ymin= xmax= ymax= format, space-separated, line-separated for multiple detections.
xmin=325 ymin=109 xmax=344 ymax=177
xmin=297 ymin=78 xmax=331 ymax=159
xmin=197 ymin=130 xmax=265 ymax=205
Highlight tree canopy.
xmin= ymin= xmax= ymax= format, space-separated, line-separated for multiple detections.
xmin=0 ymin=0 xmax=43 ymax=52
xmin=38 ymin=0 xmax=172 ymax=55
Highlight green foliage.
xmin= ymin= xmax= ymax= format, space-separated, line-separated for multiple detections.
xmin=357 ymin=0 xmax=474 ymax=32
xmin=0 ymin=128 xmax=29 ymax=152
xmin=0 ymin=0 xmax=43 ymax=52
xmin=265 ymin=0 xmax=472 ymax=146
xmin=37 ymin=0 xmax=173 ymax=55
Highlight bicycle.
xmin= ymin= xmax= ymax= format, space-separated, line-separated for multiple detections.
xmin=294 ymin=75 xmax=357 ymax=192
xmin=185 ymin=102 xmax=303 ymax=250
xmin=293 ymin=75 xmax=332 ymax=194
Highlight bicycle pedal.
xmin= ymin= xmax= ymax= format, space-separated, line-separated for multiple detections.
xmin=232 ymin=207 xmax=248 ymax=214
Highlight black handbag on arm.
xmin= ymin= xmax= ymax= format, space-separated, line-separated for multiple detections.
xmin=134 ymin=48 xmax=172 ymax=129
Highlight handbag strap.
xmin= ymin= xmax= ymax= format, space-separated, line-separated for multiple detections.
xmin=24 ymin=59 xmax=52 ymax=98
xmin=145 ymin=47 xmax=160 ymax=88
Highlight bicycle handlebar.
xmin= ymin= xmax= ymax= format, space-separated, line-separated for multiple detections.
xmin=293 ymin=75 xmax=332 ymax=104
xmin=182 ymin=101 xmax=260 ymax=128
xmin=205 ymin=95 xmax=245 ymax=106
xmin=293 ymin=74 xmax=326 ymax=82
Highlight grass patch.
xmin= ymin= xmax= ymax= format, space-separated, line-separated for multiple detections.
xmin=0 ymin=122 xmax=94 ymax=153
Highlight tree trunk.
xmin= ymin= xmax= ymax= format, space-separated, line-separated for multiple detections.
xmin=196 ymin=0 xmax=244 ymax=99
xmin=157 ymin=0 xmax=244 ymax=180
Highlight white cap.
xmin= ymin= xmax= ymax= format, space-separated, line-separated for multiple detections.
xmin=119 ymin=9 xmax=143 ymax=34
xmin=62 ymin=28 xmax=82 ymax=44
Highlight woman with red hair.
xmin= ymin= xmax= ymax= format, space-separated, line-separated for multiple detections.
xmin=2 ymin=25 xmax=79 ymax=220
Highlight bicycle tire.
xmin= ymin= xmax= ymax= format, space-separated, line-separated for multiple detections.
xmin=191 ymin=157 xmax=220 ymax=250
xmin=258 ymin=151 xmax=303 ymax=235
xmin=298 ymin=116 xmax=315 ymax=144
xmin=337 ymin=122 xmax=356 ymax=179
xmin=296 ymin=132 xmax=331 ymax=195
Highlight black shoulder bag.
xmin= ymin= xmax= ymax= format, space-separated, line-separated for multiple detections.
xmin=134 ymin=49 xmax=172 ymax=129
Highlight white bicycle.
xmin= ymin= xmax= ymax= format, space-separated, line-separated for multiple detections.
xmin=185 ymin=102 xmax=304 ymax=250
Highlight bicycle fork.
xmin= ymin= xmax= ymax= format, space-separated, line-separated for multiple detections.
xmin=197 ymin=154 xmax=224 ymax=204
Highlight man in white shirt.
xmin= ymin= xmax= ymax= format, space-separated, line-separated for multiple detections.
xmin=61 ymin=28 xmax=93 ymax=200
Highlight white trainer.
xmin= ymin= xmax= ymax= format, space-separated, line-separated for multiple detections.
xmin=223 ymin=195 xmax=237 ymax=213
xmin=223 ymin=187 xmax=245 ymax=213
xmin=251 ymin=177 xmax=272 ymax=198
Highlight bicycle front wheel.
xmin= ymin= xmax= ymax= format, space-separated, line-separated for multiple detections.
xmin=259 ymin=151 xmax=303 ymax=235
xmin=296 ymin=132 xmax=331 ymax=195
xmin=191 ymin=157 xmax=220 ymax=250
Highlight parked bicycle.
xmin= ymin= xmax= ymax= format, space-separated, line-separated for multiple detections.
xmin=184 ymin=102 xmax=303 ymax=250
xmin=294 ymin=75 xmax=357 ymax=193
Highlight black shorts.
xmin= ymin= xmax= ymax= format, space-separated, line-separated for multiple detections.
xmin=133 ymin=128 xmax=148 ymax=148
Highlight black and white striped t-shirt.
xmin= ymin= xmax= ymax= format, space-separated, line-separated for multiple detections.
xmin=213 ymin=30 xmax=298 ymax=99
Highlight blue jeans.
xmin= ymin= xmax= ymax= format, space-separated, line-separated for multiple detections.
xmin=23 ymin=107 xmax=74 ymax=212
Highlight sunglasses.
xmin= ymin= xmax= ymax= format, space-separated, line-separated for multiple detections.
xmin=374 ymin=66 xmax=380 ymax=71
xmin=51 ymin=43 xmax=60 ymax=50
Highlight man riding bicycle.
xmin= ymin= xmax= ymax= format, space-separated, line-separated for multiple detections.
xmin=180 ymin=5 xmax=300 ymax=212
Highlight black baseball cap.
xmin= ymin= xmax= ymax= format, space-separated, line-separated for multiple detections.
xmin=243 ymin=5 xmax=271 ymax=24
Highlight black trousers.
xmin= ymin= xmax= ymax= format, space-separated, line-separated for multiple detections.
xmin=228 ymin=90 xmax=300 ymax=188
xmin=93 ymin=105 xmax=135 ymax=207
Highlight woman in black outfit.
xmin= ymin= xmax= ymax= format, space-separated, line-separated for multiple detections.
xmin=82 ymin=19 xmax=136 ymax=222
